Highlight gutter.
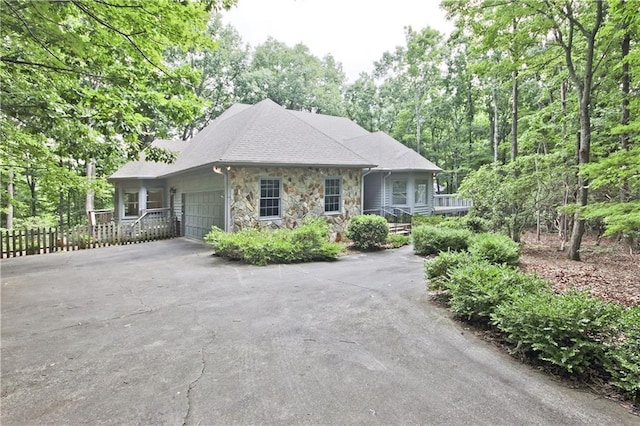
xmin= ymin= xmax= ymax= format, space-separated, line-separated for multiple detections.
xmin=213 ymin=165 xmax=231 ymax=232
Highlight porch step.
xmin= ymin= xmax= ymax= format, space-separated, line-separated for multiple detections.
xmin=388 ymin=223 xmax=412 ymax=235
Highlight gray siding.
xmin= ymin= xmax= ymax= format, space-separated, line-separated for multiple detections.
xmin=365 ymin=171 xmax=435 ymax=216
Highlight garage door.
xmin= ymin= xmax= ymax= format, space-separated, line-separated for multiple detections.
xmin=182 ymin=190 xmax=224 ymax=240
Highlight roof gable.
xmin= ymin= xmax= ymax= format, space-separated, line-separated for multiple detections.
xmin=109 ymin=139 xmax=190 ymax=180
xmin=342 ymin=132 xmax=442 ymax=172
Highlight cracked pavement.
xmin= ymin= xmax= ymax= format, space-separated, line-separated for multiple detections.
xmin=1 ymin=239 xmax=637 ymax=425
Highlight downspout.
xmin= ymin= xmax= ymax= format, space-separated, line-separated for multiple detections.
xmin=213 ymin=165 xmax=231 ymax=232
xmin=361 ymin=168 xmax=373 ymax=214
xmin=382 ymin=171 xmax=392 ymax=216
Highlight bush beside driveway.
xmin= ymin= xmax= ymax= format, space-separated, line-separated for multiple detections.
xmin=1 ymin=239 xmax=636 ymax=425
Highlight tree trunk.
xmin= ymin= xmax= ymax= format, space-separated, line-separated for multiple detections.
xmin=85 ymin=159 xmax=96 ymax=214
xmin=493 ymin=84 xmax=499 ymax=163
xmin=565 ymin=1 xmax=603 ymax=261
xmin=6 ymin=169 xmax=14 ymax=230
xmin=620 ymin=5 xmax=630 ymax=201
xmin=511 ymin=69 xmax=518 ymax=162
xmin=568 ymin=101 xmax=591 ymax=261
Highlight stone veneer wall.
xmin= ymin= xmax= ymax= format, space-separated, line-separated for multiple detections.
xmin=229 ymin=166 xmax=362 ymax=240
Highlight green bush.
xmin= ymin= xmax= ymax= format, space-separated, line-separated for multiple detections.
xmin=447 ymin=262 xmax=550 ymax=322
xmin=492 ymin=290 xmax=623 ymax=375
xmin=604 ymin=306 xmax=640 ymax=400
xmin=412 ymin=214 xmax=445 ymax=227
xmin=412 ymin=225 xmax=471 ymax=255
xmin=424 ymin=251 xmax=473 ymax=291
xmin=463 ymin=216 xmax=492 ymax=233
xmin=204 ymin=219 xmax=344 ymax=265
xmin=469 ymin=233 xmax=520 ymax=267
xmin=386 ymin=233 xmax=411 ymax=248
xmin=346 ymin=215 xmax=389 ymax=250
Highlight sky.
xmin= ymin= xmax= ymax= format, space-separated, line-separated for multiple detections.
xmin=221 ymin=0 xmax=454 ymax=82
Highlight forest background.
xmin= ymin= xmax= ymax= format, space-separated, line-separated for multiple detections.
xmin=1 ymin=0 xmax=638 ymax=260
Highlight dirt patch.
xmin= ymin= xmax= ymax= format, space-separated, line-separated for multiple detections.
xmin=519 ymin=232 xmax=640 ymax=307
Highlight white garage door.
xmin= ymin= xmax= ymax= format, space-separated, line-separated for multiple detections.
xmin=182 ymin=190 xmax=224 ymax=240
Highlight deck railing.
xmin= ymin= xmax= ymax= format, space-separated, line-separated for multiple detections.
xmin=433 ymin=194 xmax=473 ymax=213
xmin=1 ymin=218 xmax=178 ymax=259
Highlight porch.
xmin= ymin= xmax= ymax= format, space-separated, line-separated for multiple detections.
xmin=432 ymin=194 xmax=473 ymax=214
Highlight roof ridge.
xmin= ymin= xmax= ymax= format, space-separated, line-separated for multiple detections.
xmin=210 ymin=100 xmax=267 ymax=162
xmin=281 ymin=105 xmax=373 ymax=165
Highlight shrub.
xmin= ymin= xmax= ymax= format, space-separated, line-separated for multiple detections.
xmin=447 ymin=262 xmax=550 ymax=322
xmin=412 ymin=225 xmax=471 ymax=255
xmin=346 ymin=215 xmax=389 ymax=250
xmin=386 ymin=234 xmax=411 ymax=248
xmin=492 ymin=290 xmax=623 ymax=375
xmin=469 ymin=233 xmax=520 ymax=267
xmin=204 ymin=219 xmax=344 ymax=265
xmin=604 ymin=306 xmax=640 ymax=400
xmin=424 ymin=251 xmax=473 ymax=291
xmin=412 ymin=214 xmax=444 ymax=228
xmin=463 ymin=216 xmax=491 ymax=233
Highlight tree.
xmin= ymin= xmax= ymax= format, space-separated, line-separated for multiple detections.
xmin=1 ymin=0 xmax=232 ymax=228
xmin=173 ymin=15 xmax=249 ymax=139
xmin=236 ymin=38 xmax=346 ymax=115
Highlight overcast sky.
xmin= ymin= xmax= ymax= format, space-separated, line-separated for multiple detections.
xmin=221 ymin=0 xmax=454 ymax=82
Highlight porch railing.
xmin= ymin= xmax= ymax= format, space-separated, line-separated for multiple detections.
xmin=433 ymin=194 xmax=473 ymax=213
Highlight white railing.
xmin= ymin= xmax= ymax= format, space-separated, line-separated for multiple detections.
xmin=433 ymin=194 xmax=473 ymax=212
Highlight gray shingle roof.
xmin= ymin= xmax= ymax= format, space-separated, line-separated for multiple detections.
xmin=109 ymin=139 xmax=190 ymax=180
xmin=109 ymin=99 xmax=442 ymax=180
xmin=342 ymin=131 xmax=442 ymax=172
xmin=171 ymin=99 xmax=375 ymax=170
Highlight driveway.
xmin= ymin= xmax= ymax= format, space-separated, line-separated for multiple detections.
xmin=1 ymin=239 xmax=635 ymax=425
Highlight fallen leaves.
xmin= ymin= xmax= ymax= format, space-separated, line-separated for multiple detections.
xmin=519 ymin=232 xmax=640 ymax=307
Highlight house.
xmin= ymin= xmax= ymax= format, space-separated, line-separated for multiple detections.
xmin=108 ymin=99 xmax=442 ymax=240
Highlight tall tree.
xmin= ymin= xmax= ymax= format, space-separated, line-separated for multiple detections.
xmin=1 ymin=0 xmax=233 ymax=227
xmin=236 ymin=38 xmax=346 ymax=115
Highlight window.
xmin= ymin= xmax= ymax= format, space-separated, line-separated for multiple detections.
xmin=124 ymin=190 xmax=139 ymax=217
xmin=324 ymin=178 xmax=341 ymax=213
xmin=415 ymin=180 xmax=428 ymax=205
xmin=392 ymin=180 xmax=407 ymax=205
xmin=260 ymin=178 xmax=281 ymax=218
xmin=147 ymin=189 xmax=164 ymax=210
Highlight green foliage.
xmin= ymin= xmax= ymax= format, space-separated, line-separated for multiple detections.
xmin=462 ymin=216 xmax=492 ymax=233
xmin=412 ymin=214 xmax=445 ymax=227
xmin=204 ymin=219 xmax=343 ymax=266
xmin=469 ymin=233 xmax=520 ymax=267
xmin=386 ymin=234 xmax=411 ymax=248
xmin=459 ymin=155 xmax=559 ymax=242
xmin=12 ymin=215 xmax=58 ymax=230
xmin=346 ymin=215 xmax=389 ymax=250
xmin=492 ymin=291 xmax=623 ymax=376
xmin=438 ymin=216 xmax=491 ymax=233
xmin=447 ymin=262 xmax=550 ymax=322
xmin=424 ymin=250 xmax=474 ymax=291
xmin=236 ymin=38 xmax=346 ymax=116
xmin=412 ymin=225 xmax=471 ymax=255
xmin=604 ymin=306 xmax=640 ymax=399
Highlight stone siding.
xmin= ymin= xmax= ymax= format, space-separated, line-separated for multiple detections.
xmin=229 ymin=166 xmax=361 ymax=240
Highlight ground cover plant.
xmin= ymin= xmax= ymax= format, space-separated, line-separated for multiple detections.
xmin=424 ymin=232 xmax=640 ymax=407
xmin=204 ymin=218 xmax=343 ymax=265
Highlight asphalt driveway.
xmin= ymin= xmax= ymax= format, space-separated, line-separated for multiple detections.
xmin=1 ymin=239 xmax=636 ymax=425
